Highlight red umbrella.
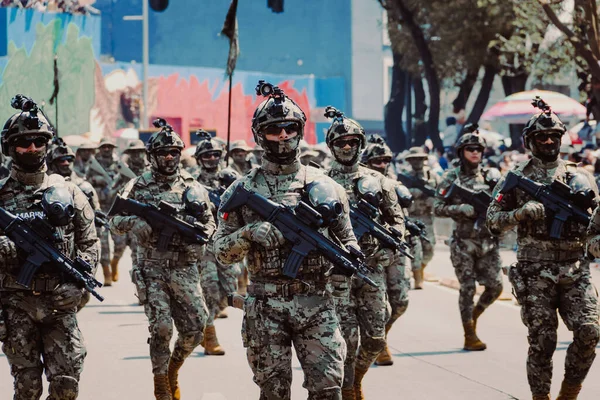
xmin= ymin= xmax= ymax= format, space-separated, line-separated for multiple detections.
xmin=481 ymin=90 xmax=586 ymax=124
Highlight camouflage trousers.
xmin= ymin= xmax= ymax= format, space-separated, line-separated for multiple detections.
xmin=411 ymin=215 xmax=435 ymax=271
xmin=449 ymin=237 xmax=503 ymax=323
xmin=385 ymin=253 xmax=410 ymax=327
xmin=111 ymin=231 xmax=132 ymax=261
xmin=243 ymin=292 xmax=346 ymax=400
xmin=1 ymin=291 xmax=85 ymax=400
xmin=509 ymin=260 xmax=600 ymax=396
xmin=99 ymin=229 xmax=127 ymax=267
xmin=138 ymin=259 xmax=208 ymax=375
xmin=333 ymin=265 xmax=390 ymax=389
xmin=199 ymin=247 xmax=240 ymax=325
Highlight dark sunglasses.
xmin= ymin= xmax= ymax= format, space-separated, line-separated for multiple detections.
xmin=333 ymin=138 xmax=361 ymax=148
xmin=464 ymin=146 xmax=483 ymax=153
xmin=534 ymin=132 xmax=561 ymax=142
xmin=201 ymin=151 xmax=222 ymax=159
xmin=155 ymin=149 xmax=181 ymax=157
xmin=263 ymin=122 xmax=300 ymax=135
xmin=370 ymin=157 xmax=391 ymax=164
xmin=13 ymin=136 xmax=48 ymax=149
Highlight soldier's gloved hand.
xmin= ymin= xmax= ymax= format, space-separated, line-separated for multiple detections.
xmin=588 ymin=235 xmax=600 ymax=258
xmin=0 ymin=236 xmax=18 ymax=261
xmin=185 ymin=243 xmax=205 ymax=259
xmin=515 ymin=201 xmax=545 ymax=222
xmin=52 ymin=283 xmax=83 ymax=311
xmin=131 ymin=218 xmax=153 ymax=243
xmin=449 ymin=204 xmax=476 ymax=218
xmin=374 ymin=247 xmax=394 ymax=267
xmin=243 ymin=222 xmax=285 ymax=249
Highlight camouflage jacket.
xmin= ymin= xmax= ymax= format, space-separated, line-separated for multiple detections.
xmin=434 ymin=164 xmax=495 ymax=240
xmin=487 ymin=157 xmax=599 ymax=261
xmin=213 ymin=158 xmax=359 ymax=284
xmin=109 ymin=169 xmax=215 ymax=260
xmin=86 ymin=154 xmax=120 ymax=209
xmin=0 ymin=166 xmax=99 ymax=287
xmin=404 ymin=166 xmax=438 ymax=217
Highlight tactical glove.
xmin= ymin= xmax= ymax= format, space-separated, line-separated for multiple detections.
xmin=515 ymin=201 xmax=545 ymax=222
xmin=185 ymin=243 xmax=205 ymax=259
xmin=0 ymin=236 xmax=18 ymax=262
xmin=52 ymin=283 xmax=84 ymax=311
xmin=448 ymin=204 xmax=476 ymax=218
xmin=589 ymin=235 xmax=600 ymax=258
xmin=243 ymin=222 xmax=286 ymax=249
xmin=131 ymin=218 xmax=153 ymax=243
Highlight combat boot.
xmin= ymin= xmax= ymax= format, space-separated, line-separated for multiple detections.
xmin=556 ymin=380 xmax=582 ymax=399
xmin=463 ymin=320 xmax=486 ymax=351
xmin=532 ymin=395 xmax=550 ymax=400
xmin=375 ymin=324 xmax=393 ymax=366
xmin=102 ymin=264 xmax=112 ymax=287
xmin=413 ymin=269 xmax=424 ymax=290
xmin=353 ymin=365 xmax=369 ymax=400
xmin=217 ymin=309 xmax=228 ymax=318
xmin=342 ymin=387 xmax=356 ymax=400
xmin=153 ymin=374 xmax=172 ymax=400
xmin=110 ymin=257 xmax=120 ymax=282
xmin=203 ymin=325 xmax=225 ymax=355
xmin=472 ymin=304 xmax=485 ymax=331
xmin=167 ymin=358 xmax=184 ymax=400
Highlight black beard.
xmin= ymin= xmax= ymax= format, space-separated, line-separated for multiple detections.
xmin=333 ymin=147 xmax=359 ymax=166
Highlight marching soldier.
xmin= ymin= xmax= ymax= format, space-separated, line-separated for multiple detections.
xmin=109 ymin=119 xmax=214 ymax=400
xmin=0 ymin=94 xmax=99 ymax=399
xmin=228 ymin=139 xmax=254 ymax=175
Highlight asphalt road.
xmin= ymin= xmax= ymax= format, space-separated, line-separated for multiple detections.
xmin=2 ymin=244 xmax=600 ymax=400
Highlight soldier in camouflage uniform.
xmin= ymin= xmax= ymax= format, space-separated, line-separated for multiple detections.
xmin=214 ymin=83 xmax=356 ymax=400
xmin=86 ymin=138 xmax=120 ymax=286
xmin=110 ymin=119 xmax=214 ymax=400
xmin=73 ymin=140 xmax=95 ymax=178
xmin=108 ymin=139 xmax=150 ymax=283
xmin=0 ymin=95 xmax=99 ymax=400
xmin=193 ymin=131 xmax=240 ymax=356
xmin=487 ymin=104 xmax=600 ymax=400
xmin=228 ymin=139 xmax=254 ymax=175
xmin=362 ymin=136 xmax=411 ymax=367
xmin=434 ymin=128 xmax=503 ymax=352
xmin=46 ymin=138 xmax=104 ymax=311
xmin=402 ymin=147 xmax=438 ymax=289
xmin=325 ymin=107 xmax=405 ymax=399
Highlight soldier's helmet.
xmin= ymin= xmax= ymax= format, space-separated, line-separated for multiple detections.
xmin=522 ymin=96 xmax=566 ymax=150
xmin=455 ymin=123 xmax=487 ymax=152
xmin=230 ymin=140 xmax=252 ymax=152
xmin=194 ymin=129 xmax=223 ymax=160
xmin=146 ymin=118 xmax=185 ymax=153
xmin=123 ymin=139 xmax=146 ymax=153
xmin=324 ymin=106 xmax=366 ymax=150
xmin=1 ymin=94 xmax=54 ymax=156
xmin=97 ymin=138 xmax=117 ymax=149
xmin=78 ymin=141 xmax=98 ymax=151
xmin=47 ymin=138 xmax=76 ymax=165
xmin=362 ymin=134 xmax=392 ymax=163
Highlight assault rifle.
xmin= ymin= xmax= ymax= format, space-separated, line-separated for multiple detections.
xmin=108 ymin=195 xmax=209 ymax=251
xmin=116 ymin=161 xmax=137 ymax=181
xmin=405 ymin=218 xmax=431 ymax=243
xmin=497 ymin=171 xmax=592 ymax=239
xmin=442 ymin=182 xmax=492 ymax=229
xmin=94 ymin=210 xmax=110 ymax=229
xmin=0 ymin=207 xmax=104 ymax=301
xmin=349 ymin=199 xmax=413 ymax=260
xmin=220 ymin=185 xmax=377 ymax=287
xmin=397 ymin=173 xmax=436 ymax=197
xmin=207 ymin=187 xmax=225 ymax=209
xmin=88 ymin=156 xmax=114 ymax=186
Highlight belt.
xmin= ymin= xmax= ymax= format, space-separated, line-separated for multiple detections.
xmin=248 ymin=281 xmax=330 ymax=298
xmin=0 ymin=275 xmax=61 ymax=294
xmin=518 ymin=247 xmax=583 ymax=262
xmin=144 ymin=249 xmax=188 ymax=261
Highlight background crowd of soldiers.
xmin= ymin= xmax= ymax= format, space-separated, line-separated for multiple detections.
xmin=1 ymin=85 xmax=600 ymax=400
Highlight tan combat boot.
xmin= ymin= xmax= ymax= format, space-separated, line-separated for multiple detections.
xmin=203 ymin=325 xmax=225 ymax=355
xmin=353 ymin=365 xmax=369 ymax=400
xmin=102 ymin=264 xmax=112 ymax=287
xmin=532 ymin=395 xmax=550 ymax=400
xmin=167 ymin=358 xmax=184 ymax=400
xmin=472 ymin=304 xmax=485 ymax=331
xmin=342 ymin=387 xmax=356 ymax=400
xmin=110 ymin=257 xmax=120 ymax=282
xmin=463 ymin=320 xmax=486 ymax=351
xmin=375 ymin=324 xmax=393 ymax=366
xmin=153 ymin=374 xmax=172 ymax=400
xmin=217 ymin=309 xmax=228 ymax=318
xmin=556 ymin=380 xmax=582 ymax=400
xmin=413 ymin=269 xmax=424 ymax=290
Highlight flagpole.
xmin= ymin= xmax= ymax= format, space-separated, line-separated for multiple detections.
xmin=225 ymin=74 xmax=233 ymax=165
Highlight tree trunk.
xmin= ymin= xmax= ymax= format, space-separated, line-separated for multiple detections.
xmin=466 ymin=63 xmax=497 ymax=125
xmin=384 ymin=52 xmax=408 ymax=152
xmin=502 ymin=74 xmax=528 ymax=150
xmin=453 ymin=67 xmax=480 ymax=114
xmin=412 ymin=77 xmax=428 ymax=146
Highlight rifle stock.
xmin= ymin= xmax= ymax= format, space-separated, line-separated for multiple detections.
xmin=397 ymin=173 xmax=436 ymax=197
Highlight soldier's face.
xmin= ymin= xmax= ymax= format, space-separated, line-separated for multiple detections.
xmin=153 ymin=147 xmax=181 ymax=175
xmin=231 ymin=150 xmax=248 ymax=165
xmin=78 ymin=149 xmax=94 ymax=162
xmin=199 ymin=150 xmax=222 ymax=169
xmin=531 ymin=131 xmax=561 ymax=162
xmin=12 ymin=135 xmax=48 ymax=171
xmin=53 ymin=157 xmax=74 ymax=176
xmin=99 ymin=145 xmax=114 ymax=158
xmin=128 ymin=150 xmax=146 ymax=166
xmin=331 ymin=135 xmax=361 ymax=165
xmin=407 ymin=158 xmax=425 ymax=170
xmin=368 ymin=157 xmax=391 ymax=174
xmin=462 ymin=146 xmax=483 ymax=165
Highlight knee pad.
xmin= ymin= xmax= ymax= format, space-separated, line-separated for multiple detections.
xmin=14 ymin=367 xmax=43 ymax=398
xmin=534 ymin=328 xmax=558 ymax=358
xmin=575 ymin=323 xmax=600 ymax=345
xmin=48 ymin=375 xmax=79 ymax=400
xmin=150 ymin=321 xmax=173 ymax=344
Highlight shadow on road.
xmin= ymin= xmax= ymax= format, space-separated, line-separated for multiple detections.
xmin=393 ymin=349 xmax=469 ymax=357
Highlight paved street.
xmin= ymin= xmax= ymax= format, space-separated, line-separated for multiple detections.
xmin=2 ymin=243 xmax=600 ymax=399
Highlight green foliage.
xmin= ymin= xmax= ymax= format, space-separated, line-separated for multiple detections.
xmin=0 ymin=20 xmax=95 ymax=135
